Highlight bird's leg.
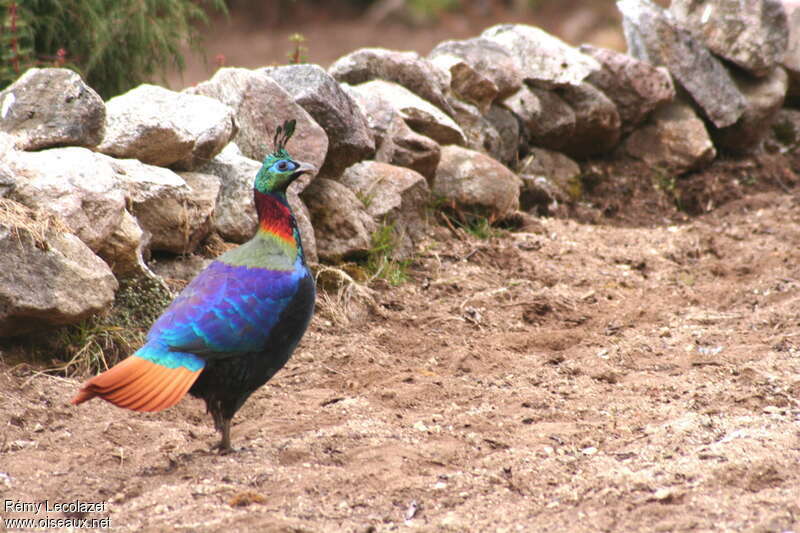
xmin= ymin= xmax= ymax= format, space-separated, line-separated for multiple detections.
xmin=209 ymin=406 xmax=233 ymax=453
xmin=217 ymin=418 xmax=232 ymax=453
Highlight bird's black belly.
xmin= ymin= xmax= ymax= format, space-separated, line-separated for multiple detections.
xmin=189 ymin=272 xmax=316 ymax=420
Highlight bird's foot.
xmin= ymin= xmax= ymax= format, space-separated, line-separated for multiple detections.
xmin=213 ymin=442 xmax=237 ymax=455
xmin=209 ymin=416 xmax=234 ymax=454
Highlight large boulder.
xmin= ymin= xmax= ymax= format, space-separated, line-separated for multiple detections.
xmin=98 ymin=84 xmax=236 ymax=170
xmin=485 ymin=105 xmax=521 ymax=168
xmin=621 ymin=100 xmax=716 ymax=174
xmin=344 ymin=84 xmax=441 ymax=181
xmin=0 ymin=199 xmax=117 ymax=336
xmin=580 ymin=44 xmax=675 ymax=134
xmin=95 ymin=210 xmax=154 ymax=280
xmin=712 ymin=66 xmax=789 ymax=154
xmin=199 ymin=143 xmax=318 ymax=263
xmin=618 ymin=0 xmax=747 ymax=128
xmin=670 ymin=0 xmax=788 ymax=77
xmin=504 ymin=85 xmax=575 ymax=152
xmin=0 ymin=68 xmax=105 ymax=150
xmin=339 ymin=161 xmax=430 ymax=259
xmin=199 ymin=143 xmax=261 ymax=243
xmin=350 ymin=80 xmax=466 ymax=146
xmin=555 ymin=82 xmax=622 ymax=158
xmin=111 ymin=158 xmax=219 ymax=254
xmin=446 ymin=97 xmax=503 ymax=161
xmin=428 ymin=37 xmax=523 ymax=102
xmin=783 ymin=2 xmax=800 ymax=105
xmin=429 ymin=52 xmax=498 ymax=114
xmin=432 ymin=145 xmax=521 ymax=220
xmin=329 ymin=48 xmax=454 ymax=117
xmin=7 ymin=147 xmax=125 ymax=252
xmin=262 ymin=64 xmax=374 ymax=178
xmin=302 ymin=178 xmax=377 ymax=262
xmin=187 ymin=68 xmax=328 ymax=173
xmin=481 ymin=24 xmax=600 ymax=88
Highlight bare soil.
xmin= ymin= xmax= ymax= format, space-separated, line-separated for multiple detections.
xmin=2 ymin=151 xmax=800 ymax=532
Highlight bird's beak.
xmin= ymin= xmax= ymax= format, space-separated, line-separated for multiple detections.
xmin=293 ymin=161 xmax=316 ymax=178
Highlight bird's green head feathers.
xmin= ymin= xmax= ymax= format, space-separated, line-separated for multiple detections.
xmin=255 ymin=119 xmax=316 ymax=194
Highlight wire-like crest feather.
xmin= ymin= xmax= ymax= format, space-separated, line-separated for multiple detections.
xmin=273 ymin=119 xmax=296 ymax=155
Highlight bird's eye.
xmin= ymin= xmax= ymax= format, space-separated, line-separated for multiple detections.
xmin=277 ymin=161 xmax=289 ymax=171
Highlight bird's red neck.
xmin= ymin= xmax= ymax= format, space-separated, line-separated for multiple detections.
xmin=254 ymin=191 xmax=296 ymax=245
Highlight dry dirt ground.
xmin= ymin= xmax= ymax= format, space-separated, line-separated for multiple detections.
xmin=1 ymin=155 xmax=800 ymax=531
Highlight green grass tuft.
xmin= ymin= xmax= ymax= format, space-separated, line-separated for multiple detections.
xmin=363 ymin=222 xmax=411 ymax=286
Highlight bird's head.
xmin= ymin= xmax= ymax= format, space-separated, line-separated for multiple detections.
xmin=255 ymin=119 xmax=316 ymax=194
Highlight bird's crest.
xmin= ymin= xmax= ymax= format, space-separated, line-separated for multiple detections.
xmin=272 ymin=119 xmax=296 ymax=158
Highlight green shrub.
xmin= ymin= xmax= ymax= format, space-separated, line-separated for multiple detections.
xmin=0 ymin=0 xmax=226 ymax=99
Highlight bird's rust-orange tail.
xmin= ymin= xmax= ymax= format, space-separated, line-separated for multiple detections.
xmin=71 ymin=355 xmax=202 ymax=412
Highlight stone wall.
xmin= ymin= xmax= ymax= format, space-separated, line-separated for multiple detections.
xmin=1 ymin=0 xmax=798 ymax=335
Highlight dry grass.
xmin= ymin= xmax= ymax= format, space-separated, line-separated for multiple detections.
xmin=0 ymin=197 xmax=70 ymax=250
xmin=313 ymin=264 xmax=376 ymax=326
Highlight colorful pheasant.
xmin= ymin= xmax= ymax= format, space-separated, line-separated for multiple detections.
xmin=72 ymin=120 xmax=316 ymax=451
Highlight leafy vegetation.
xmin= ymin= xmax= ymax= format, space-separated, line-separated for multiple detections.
xmin=363 ymin=222 xmax=411 ymax=285
xmin=0 ymin=0 xmax=226 ymax=98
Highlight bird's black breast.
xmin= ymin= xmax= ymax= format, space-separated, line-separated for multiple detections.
xmin=189 ymin=271 xmax=316 ymax=419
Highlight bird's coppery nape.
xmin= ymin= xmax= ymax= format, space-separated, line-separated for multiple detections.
xmin=72 ymin=120 xmax=316 ymax=452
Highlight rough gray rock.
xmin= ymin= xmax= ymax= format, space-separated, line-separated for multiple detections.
xmin=446 ymin=97 xmax=503 ymax=161
xmin=428 ymin=37 xmax=523 ymax=100
xmin=96 ymin=209 xmax=154 ymax=279
xmin=378 ymin=114 xmax=441 ymax=182
xmin=198 ymin=143 xmax=318 ymax=263
xmin=7 ymin=147 xmax=125 ymax=252
xmin=174 ymin=172 xmax=222 ymax=252
xmin=444 ymin=97 xmax=519 ymax=168
xmin=199 ymin=143 xmax=261 ymax=243
xmin=713 ymin=66 xmax=788 ymax=154
xmin=0 ymin=135 xmax=17 ymax=197
xmin=287 ymin=190 xmax=317 ymax=265
xmin=518 ymin=147 xmax=581 ymax=214
xmin=580 ymin=44 xmax=675 ymax=133
xmin=0 ymin=167 xmax=14 ymax=198
xmin=0 ymin=68 xmax=105 ymax=151
xmin=504 ymin=86 xmax=576 ymax=152
xmin=481 ymin=24 xmax=600 ymax=89
xmin=485 ymin=105 xmax=521 ymax=168
xmin=262 ymin=64 xmax=375 ymax=178
xmin=344 ymin=84 xmax=441 ymax=181
xmin=350 ymin=80 xmax=466 ymax=146
xmin=329 ymin=48 xmax=454 ymax=117
xmin=111 ymin=158 xmax=219 ymax=254
xmin=432 ymin=145 xmax=521 ymax=220
xmin=783 ymin=2 xmax=800 ymax=105
xmin=429 ymin=53 xmax=499 ymax=114
xmin=764 ymin=108 xmax=800 ymax=153
xmin=619 ymin=0 xmax=747 ymax=128
xmin=555 ymin=82 xmax=622 ymax=158
xmin=98 ymin=84 xmax=236 ymax=170
xmin=187 ymin=68 xmax=329 ymax=171
xmin=149 ymin=254 xmax=211 ymax=286
xmin=0 ymin=202 xmax=117 ymax=336
xmin=339 ymin=161 xmax=430 ymax=259
xmin=302 ymin=178 xmax=377 ymax=262
xmin=670 ymin=0 xmax=788 ymax=77
xmin=621 ymin=99 xmax=716 ymax=174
